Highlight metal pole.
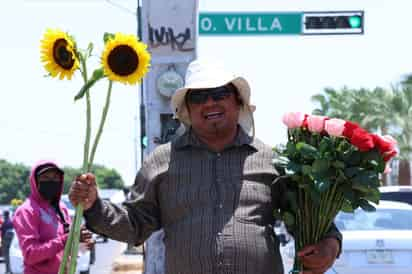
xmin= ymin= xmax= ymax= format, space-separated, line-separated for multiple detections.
xmin=124 ymin=0 xmax=145 ymax=258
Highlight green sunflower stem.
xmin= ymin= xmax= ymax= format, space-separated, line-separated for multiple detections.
xmin=68 ymin=204 xmax=84 ymax=274
xmin=80 ymin=56 xmax=92 ymax=172
xmin=59 ymin=53 xmax=91 ymax=274
xmin=88 ymin=80 xmax=113 ymax=170
xmin=58 ymin=219 xmax=75 ymax=274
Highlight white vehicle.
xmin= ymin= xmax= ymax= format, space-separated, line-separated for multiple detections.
xmin=379 ymin=186 xmax=412 ymax=206
xmin=9 ymin=229 xmax=91 ymax=274
xmin=280 ymin=201 xmax=412 ymax=274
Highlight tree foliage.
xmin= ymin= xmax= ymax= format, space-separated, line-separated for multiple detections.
xmin=0 ymin=160 xmax=30 ymax=204
xmin=0 ymin=159 xmax=125 ymax=204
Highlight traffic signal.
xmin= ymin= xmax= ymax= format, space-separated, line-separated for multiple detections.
xmin=302 ymin=11 xmax=364 ymax=35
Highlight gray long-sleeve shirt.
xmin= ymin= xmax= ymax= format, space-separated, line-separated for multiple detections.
xmin=84 ymin=128 xmax=341 ymax=274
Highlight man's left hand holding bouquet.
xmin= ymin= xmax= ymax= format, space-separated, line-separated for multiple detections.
xmin=296 ymin=237 xmax=339 ymax=274
xmin=274 ymin=175 xmax=341 ymax=274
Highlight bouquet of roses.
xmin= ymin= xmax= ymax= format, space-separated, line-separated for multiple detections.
xmin=272 ymin=112 xmax=397 ymax=273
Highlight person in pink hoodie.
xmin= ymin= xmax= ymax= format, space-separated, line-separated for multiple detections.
xmin=12 ymin=160 xmax=93 ymax=274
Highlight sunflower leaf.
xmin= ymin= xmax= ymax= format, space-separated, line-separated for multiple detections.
xmin=103 ymin=32 xmax=115 ymax=44
xmin=74 ymin=68 xmax=105 ymax=101
xmin=91 ymin=68 xmax=104 ymax=79
xmin=87 ymin=42 xmax=94 ymax=57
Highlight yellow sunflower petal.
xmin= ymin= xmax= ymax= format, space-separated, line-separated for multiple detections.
xmin=40 ymin=28 xmax=79 ymax=80
xmin=101 ymin=32 xmax=151 ymax=85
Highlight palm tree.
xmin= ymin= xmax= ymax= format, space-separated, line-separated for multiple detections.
xmin=311 ymin=87 xmax=353 ymax=118
xmin=311 ymin=86 xmax=394 ymax=132
xmin=390 ymin=75 xmax=412 ymax=185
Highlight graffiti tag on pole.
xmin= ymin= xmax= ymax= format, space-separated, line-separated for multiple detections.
xmin=149 ymin=25 xmax=194 ymax=52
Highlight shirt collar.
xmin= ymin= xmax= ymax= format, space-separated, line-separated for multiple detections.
xmin=174 ymin=126 xmax=258 ymax=152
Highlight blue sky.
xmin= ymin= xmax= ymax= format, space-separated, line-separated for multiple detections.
xmin=1 ymin=0 xmax=411 ymax=185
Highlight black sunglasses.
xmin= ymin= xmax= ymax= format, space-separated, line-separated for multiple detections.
xmin=187 ymin=86 xmax=233 ymax=104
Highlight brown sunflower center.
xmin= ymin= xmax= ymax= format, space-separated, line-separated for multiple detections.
xmin=107 ymin=45 xmax=139 ymax=76
xmin=53 ymin=39 xmax=75 ymax=70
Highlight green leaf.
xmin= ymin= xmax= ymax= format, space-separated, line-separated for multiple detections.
xmin=362 ymin=149 xmax=381 ymax=162
xmin=319 ymin=137 xmax=332 ymax=154
xmin=315 ymin=179 xmax=331 ymax=192
xmin=352 ymin=170 xmax=379 ymax=187
xmin=368 ymin=160 xmax=385 ymax=174
xmin=312 ymin=159 xmax=330 ymax=175
xmin=74 ymin=68 xmax=105 ymax=101
xmin=341 ymin=183 xmax=357 ymax=203
xmin=345 ymin=150 xmax=361 ymax=166
xmin=332 ymin=160 xmax=345 ymax=170
xmin=103 ymin=32 xmax=115 ymax=44
xmin=296 ymin=142 xmax=319 ymax=159
xmin=302 ymin=165 xmax=312 ymax=176
xmin=344 ymin=167 xmax=362 ymax=178
xmin=358 ymin=199 xmax=376 ymax=212
xmin=286 ymin=161 xmax=301 ymax=175
xmin=92 ymin=67 xmax=105 ymax=79
xmin=363 ymin=187 xmax=381 ymax=204
xmin=352 ymin=182 xmax=370 ymax=193
xmin=272 ymin=156 xmax=289 ymax=168
xmin=341 ymin=200 xmax=355 ymax=213
xmin=86 ymin=42 xmax=94 ymax=57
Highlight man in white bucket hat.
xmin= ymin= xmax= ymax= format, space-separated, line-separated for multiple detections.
xmin=69 ymin=59 xmax=341 ymax=274
xmin=171 ymin=59 xmax=256 ymax=139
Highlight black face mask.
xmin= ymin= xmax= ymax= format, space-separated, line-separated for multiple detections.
xmin=37 ymin=180 xmax=61 ymax=202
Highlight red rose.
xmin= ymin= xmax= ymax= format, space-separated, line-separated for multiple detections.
xmin=372 ymin=134 xmax=394 ymax=153
xmin=350 ymin=127 xmax=375 ymax=151
xmin=343 ymin=121 xmax=360 ymax=139
xmin=302 ymin=114 xmax=309 ymax=128
xmin=372 ymin=134 xmax=397 ymax=161
xmin=383 ymin=150 xmax=397 ymax=162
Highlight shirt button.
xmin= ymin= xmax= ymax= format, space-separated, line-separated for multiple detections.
xmin=217 ymin=153 xmax=221 ymax=157
xmin=218 ymin=203 xmax=223 ymax=209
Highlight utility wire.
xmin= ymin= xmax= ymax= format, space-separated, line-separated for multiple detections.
xmin=104 ymin=0 xmax=136 ymax=15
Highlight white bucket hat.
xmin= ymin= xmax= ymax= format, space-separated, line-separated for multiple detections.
xmin=171 ymin=59 xmax=256 ymax=135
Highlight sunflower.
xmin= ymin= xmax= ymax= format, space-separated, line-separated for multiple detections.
xmin=40 ymin=29 xmax=79 ymax=80
xmin=101 ymin=33 xmax=151 ymax=85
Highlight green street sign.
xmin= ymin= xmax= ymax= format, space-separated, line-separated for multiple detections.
xmin=199 ymin=12 xmax=302 ymax=35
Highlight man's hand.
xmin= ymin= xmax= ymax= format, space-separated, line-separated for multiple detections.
xmin=69 ymin=173 xmax=98 ymax=210
xmin=80 ymin=225 xmax=95 ymax=250
xmin=298 ymin=237 xmax=340 ymax=274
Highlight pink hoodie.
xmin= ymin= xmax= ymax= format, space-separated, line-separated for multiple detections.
xmin=12 ymin=160 xmax=71 ymax=274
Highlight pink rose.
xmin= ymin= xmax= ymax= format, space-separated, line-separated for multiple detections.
xmin=282 ymin=112 xmax=306 ymax=129
xmin=384 ymin=164 xmax=392 ymax=174
xmin=324 ymin=118 xmax=346 ymax=137
xmin=307 ymin=115 xmax=327 ymax=133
